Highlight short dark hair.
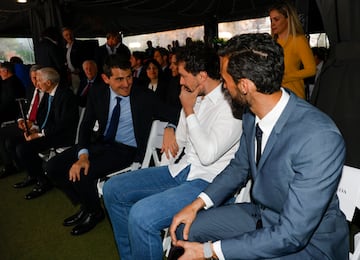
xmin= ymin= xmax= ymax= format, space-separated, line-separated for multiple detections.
xmin=0 ymin=61 xmax=15 ymax=74
xmin=218 ymin=33 xmax=284 ymax=94
xmin=103 ymin=54 xmax=131 ymax=77
xmin=176 ymin=41 xmax=220 ymax=80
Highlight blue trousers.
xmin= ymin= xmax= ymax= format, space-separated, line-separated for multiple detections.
xmin=103 ymin=165 xmax=209 ymax=260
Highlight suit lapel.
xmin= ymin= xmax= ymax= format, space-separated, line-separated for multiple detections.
xmin=257 ymin=92 xmax=298 ymax=169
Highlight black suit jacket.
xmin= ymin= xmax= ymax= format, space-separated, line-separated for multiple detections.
xmin=42 ymin=85 xmax=79 ymax=148
xmin=0 ymin=75 xmax=25 ymax=123
xmin=78 ymin=79 xmax=178 ymax=163
xmin=76 ymin=74 xmax=104 ymax=107
xmin=63 ymin=39 xmax=85 ymax=72
xmin=94 ymin=44 xmax=131 ymax=72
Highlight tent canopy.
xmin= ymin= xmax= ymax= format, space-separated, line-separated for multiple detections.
xmin=0 ymin=0 xmax=323 ymax=38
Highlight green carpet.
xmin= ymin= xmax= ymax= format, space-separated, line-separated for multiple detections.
xmin=0 ymin=171 xmax=119 ymax=260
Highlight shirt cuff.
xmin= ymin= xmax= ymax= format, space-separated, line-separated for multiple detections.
xmin=78 ymin=148 xmax=89 ymax=158
xmin=213 ymin=241 xmax=225 ymax=260
xmin=165 ymin=123 xmax=177 ymax=131
xmin=198 ymin=192 xmax=214 ymax=210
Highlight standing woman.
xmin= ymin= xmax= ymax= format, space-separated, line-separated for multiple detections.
xmin=269 ymin=0 xmax=316 ymax=99
xmin=143 ymin=59 xmax=168 ymax=102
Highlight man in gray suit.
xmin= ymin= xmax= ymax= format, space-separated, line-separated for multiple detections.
xmin=169 ymin=33 xmax=349 ymax=259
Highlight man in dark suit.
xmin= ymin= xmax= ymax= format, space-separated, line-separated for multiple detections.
xmin=0 ymin=61 xmax=25 ymax=124
xmin=62 ymin=27 xmax=86 ymax=95
xmin=94 ymin=32 xmax=131 ymax=73
xmin=46 ymin=54 xmax=179 ymax=236
xmin=14 ymin=67 xmax=79 ymax=200
xmin=76 ymin=60 xmax=103 ymax=108
xmin=0 ymin=65 xmax=46 ymax=178
xmin=170 ymin=33 xmax=349 ymax=259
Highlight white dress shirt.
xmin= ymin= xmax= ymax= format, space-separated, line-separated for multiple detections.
xmin=168 ymin=84 xmax=243 ymax=183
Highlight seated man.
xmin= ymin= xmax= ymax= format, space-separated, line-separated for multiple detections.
xmin=170 ymin=33 xmax=348 ymax=260
xmin=0 ymin=61 xmax=26 ymax=125
xmin=102 ymin=42 xmax=243 ymax=259
xmin=14 ymin=67 xmax=79 ymax=200
xmin=0 ymin=64 xmax=46 ymax=178
xmin=46 ymin=54 xmax=179 ymax=236
xmin=76 ymin=60 xmax=104 ymax=108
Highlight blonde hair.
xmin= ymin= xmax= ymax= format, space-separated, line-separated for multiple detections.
xmin=269 ymin=0 xmax=304 ymax=40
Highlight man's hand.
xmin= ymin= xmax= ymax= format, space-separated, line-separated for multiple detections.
xmin=19 ymin=119 xmax=35 ymax=131
xmin=170 ymin=198 xmax=205 ymax=244
xmin=161 ymin=127 xmax=178 ymax=159
xmin=69 ymin=154 xmax=90 ymax=182
xmin=23 ymin=131 xmax=41 ymax=141
xmin=179 ymin=85 xmax=203 ymax=117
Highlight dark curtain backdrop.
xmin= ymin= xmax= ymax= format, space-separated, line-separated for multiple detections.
xmin=312 ymin=0 xmax=360 ymax=168
xmin=29 ymin=0 xmax=63 ymax=62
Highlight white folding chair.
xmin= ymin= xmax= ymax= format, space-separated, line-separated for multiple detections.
xmin=337 ymin=165 xmax=360 ymax=260
xmin=96 ymin=120 xmax=168 ymax=196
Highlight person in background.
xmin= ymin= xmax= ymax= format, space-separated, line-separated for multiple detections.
xmin=76 ymin=60 xmax=103 ymax=108
xmin=145 ymin=40 xmax=155 ymax=60
xmin=269 ymin=0 xmax=316 ymax=99
xmin=35 ymin=27 xmax=67 ymax=84
xmin=0 ymin=61 xmax=25 ymax=125
xmin=94 ymin=32 xmax=131 ymax=73
xmin=169 ymin=33 xmax=348 ymax=260
xmin=142 ymin=58 xmax=168 ymax=102
xmin=0 ymin=65 xmax=45 ymax=179
xmin=62 ymin=27 xmax=85 ymax=95
xmin=14 ymin=67 xmax=79 ymax=200
xmin=306 ymin=46 xmax=328 ymax=100
xmin=153 ymin=47 xmax=172 ymax=81
xmin=130 ymin=51 xmax=147 ymax=83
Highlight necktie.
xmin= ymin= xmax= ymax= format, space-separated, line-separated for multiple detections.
xmin=104 ymin=97 xmax=121 ymax=142
xmin=28 ymin=90 xmax=40 ymax=122
xmin=41 ymin=95 xmax=54 ymax=130
xmin=255 ymin=123 xmax=263 ymax=166
xmin=80 ymin=81 xmax=92 ymax=96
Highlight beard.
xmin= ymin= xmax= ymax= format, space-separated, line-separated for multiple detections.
xmin=222 ymin=86 xmax=245 ymax=120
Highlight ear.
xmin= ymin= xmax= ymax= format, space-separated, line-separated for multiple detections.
xmin=101 ymin=73 xmax=110 ymax=84
xmin=198 ymin=71 xmax=208 ymax=81
xmin=237 ymin=78 xmax=248 ymax=95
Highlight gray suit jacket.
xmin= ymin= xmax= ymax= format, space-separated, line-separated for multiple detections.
xmin=204 ymin=90 xmax=348 ymax=259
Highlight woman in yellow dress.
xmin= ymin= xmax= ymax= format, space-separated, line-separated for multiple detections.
xmin=269 ymin=1 xmax=316 ymax=99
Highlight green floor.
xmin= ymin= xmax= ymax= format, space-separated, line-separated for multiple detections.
xmin=0 ymin=171 xmax=119 ymax=260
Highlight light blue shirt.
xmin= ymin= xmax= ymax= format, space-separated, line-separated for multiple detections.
xmin=105 ymin=89 xmax=137 ymax=147
xmin=78 ymin=88 xmax=137 ymax=158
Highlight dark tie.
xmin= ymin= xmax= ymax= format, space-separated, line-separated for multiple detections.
xmin=28 ymin=90 xmax=40 ymax=122
xmin=255 ymin=123 xmax=263 ymax=166
xmin=104 ymin=97 xmax=121 ymax=142
xmin=80 ymin=81 xmax=92 ymax=97
xmin=41 ymin=95 xmax=54 ymax=130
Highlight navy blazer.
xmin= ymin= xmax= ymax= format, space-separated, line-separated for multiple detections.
xmin=204 ymin=90 xmax=348 ymax=259
xmin=78 ymin=79 xmax=179 ymax=163
xmin=42 ymin=86 xmax=79 ymax=148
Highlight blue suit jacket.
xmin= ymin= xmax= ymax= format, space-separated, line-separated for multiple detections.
xmin=204 ymin=90 xmax=348 ymax=259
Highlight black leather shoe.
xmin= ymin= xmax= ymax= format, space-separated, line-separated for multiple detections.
xmin=0 ymin=165 xmax=17 ymax=179
xmin=24 ymin=182 xmax=53 ymax=200
xmin=63 ymin=208 xmax=88 ymax=226
xmin=13 ymin=176 xmax=37 ymax=188
xmin=71 ymin=210 xmax=105 ymax=235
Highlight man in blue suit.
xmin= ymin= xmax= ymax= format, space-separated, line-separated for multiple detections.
xmin=169 ymin=33 xmax=349 ymax=259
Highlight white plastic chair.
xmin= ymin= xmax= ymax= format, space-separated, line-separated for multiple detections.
xmin=96 ymin=120 xmax=168 ymax=196
xmin=337 ymin=165 xmax=360 ymax=260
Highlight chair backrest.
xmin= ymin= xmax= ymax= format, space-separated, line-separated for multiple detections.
xmin=141 ymin=120 xmax=168 ymax=169
xmin=337 ymin=165 xmax=360 ymax=222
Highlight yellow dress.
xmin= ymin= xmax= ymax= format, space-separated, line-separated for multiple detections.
xmin=277 ymin=35 xmax=316 ymax=99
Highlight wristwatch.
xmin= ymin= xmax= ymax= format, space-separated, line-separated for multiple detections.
xmin=203 ymin=241 xmax=213 ymax=259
